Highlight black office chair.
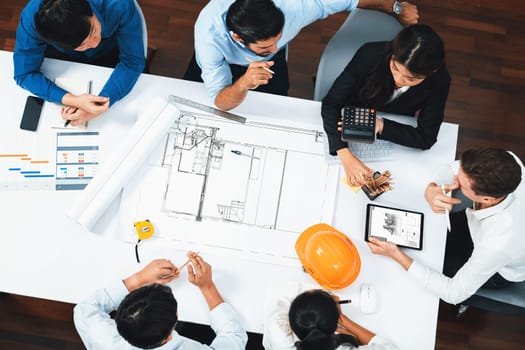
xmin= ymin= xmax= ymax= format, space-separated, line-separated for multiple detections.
xmin=451 ymin=189 xmax=525 ymax=317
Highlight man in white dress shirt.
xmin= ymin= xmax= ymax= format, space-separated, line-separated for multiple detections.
xmin=368 ymin=148 xmax=524 ymax=305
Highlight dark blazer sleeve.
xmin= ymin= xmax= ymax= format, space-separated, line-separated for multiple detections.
xmin=321 ymin=43 xmax=381 ymax=155
xmin=379 ymin=68 xmax=451 ymax=149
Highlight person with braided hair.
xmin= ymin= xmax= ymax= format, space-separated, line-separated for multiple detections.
xmin=263 ymin=289 xmax=398 ymax=350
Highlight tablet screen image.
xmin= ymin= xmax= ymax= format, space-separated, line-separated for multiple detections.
xmin=365 ymin=204 xmax=423 ymax=250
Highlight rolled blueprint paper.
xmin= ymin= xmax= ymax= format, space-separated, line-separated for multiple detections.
xmin=68 ymin=97 xmax=179 ymax=230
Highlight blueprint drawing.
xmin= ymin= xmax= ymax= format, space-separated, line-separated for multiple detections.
xmin=119 ymin=111 xmax=339 ymax=266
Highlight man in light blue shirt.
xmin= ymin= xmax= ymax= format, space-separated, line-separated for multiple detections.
xmin=186 ymin=0 xmax=419 ymax=110
xmin=74 ymin=253 xmax=247 ymax=349
xmin=14 ymin=0 xmax=145 ymax=126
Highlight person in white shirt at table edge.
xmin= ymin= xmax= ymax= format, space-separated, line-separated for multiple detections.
xmin=73 ymin=252 xmax=247 ymax=349
xmin=368 ymin=148 xmax=525 ymax=305
xmin=263 ymin=289 xmax=398 ymax=350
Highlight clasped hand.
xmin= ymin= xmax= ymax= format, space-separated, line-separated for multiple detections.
xmin=61 ymin=93 xmax=110 ymax=126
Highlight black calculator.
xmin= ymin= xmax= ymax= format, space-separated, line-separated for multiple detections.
xmin=341 ymin=106 xmax=376 ymax=143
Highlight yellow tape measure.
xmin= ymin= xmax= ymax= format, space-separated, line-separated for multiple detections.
xmin=134 ymin=219 xmax=155 ymax=240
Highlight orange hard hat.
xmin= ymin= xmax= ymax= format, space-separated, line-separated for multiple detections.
xmin=295 ymin=223 xmax=361 ymax=290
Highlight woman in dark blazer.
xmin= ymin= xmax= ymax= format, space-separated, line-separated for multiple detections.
xmin=321 ymin=24 xmax=451 ymax=186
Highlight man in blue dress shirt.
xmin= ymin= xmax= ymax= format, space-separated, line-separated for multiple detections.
xmin=186 ymin=0 xmax=419 ymax=111
xmin=14 ymin=0 xmax=146 ymax=126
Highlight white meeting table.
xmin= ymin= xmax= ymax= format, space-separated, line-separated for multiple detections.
xmin=0 ymin=50 xmax=458 ymax=350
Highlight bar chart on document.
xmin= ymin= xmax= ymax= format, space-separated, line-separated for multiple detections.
xmin=0 ymin=130 xmax=99 ymax=191
xmin=55 ymin=132 xmax=99 ymax=190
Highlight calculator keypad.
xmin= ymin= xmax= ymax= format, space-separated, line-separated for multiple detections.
xmin=344 ymin=107 xmax=376 ymax=130
xmin=341 ymin=106 xmax=376 ymax=143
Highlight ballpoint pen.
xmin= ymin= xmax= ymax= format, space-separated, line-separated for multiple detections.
xmin=338 ymin=299 xmax=352 ymax=304
xmin=245 ymin=56 xmax=275 ymax=74
xmin=441 ymin=184 xmax=451 ymax=231
xmin=63 ymin=106 xmax=77 ymax=127
xmin=231 ymin=149 xmax=260 ymax=160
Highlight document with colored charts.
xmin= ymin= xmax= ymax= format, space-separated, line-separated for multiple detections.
xmin=0 ymin=131 xmax=99 ymax=191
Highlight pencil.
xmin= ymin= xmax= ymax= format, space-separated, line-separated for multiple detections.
xmin=177 ymin=251 xmax=201 ymax=271
xmin=159 ymin=252 xmax=201 ymax=279
xmin=245 ymin=57 xmax=275 ymax=74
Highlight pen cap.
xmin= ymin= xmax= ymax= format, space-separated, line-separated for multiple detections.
xmin=295 ymin=223 xmax=361 ymax=290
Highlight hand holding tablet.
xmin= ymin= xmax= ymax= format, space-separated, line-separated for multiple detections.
xmin=365 ymin=204 xmax=424 ymax=250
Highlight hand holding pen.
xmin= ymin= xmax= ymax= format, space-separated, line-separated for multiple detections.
xmin=424 ymin=181 xmax=461 ymax=216
xmin=242 ymin=57 xmax=275 ymax=90
xmin=61 ymin=93 xmax=110 ymax=126
xmin=246 ymin=57 xmax=275 ymax=74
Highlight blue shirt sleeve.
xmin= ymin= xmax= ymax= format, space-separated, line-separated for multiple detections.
xmin=13 ymin=1 xmax=69 ymax=103
xmin=97 ymin=0 xmax=145 ymax=105
xmin=13 ymin=0 xmax=145 ymax=106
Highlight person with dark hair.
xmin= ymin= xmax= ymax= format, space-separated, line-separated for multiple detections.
xmin=368 ymin=148 xmax=525 ymax=305
xmin=263 ymin=289 xmax=398 ymax=349
xmin=74 ymin=253 xmax=247 ymax=349
xmin=322 ymin=24 xmax=450 ymax=186
xmin=14 ymin=0 xmax=146 ymax=126
xmin=186 ymin=0 xmax=419 ymax=111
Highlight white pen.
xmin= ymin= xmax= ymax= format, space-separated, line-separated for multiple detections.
xmin=441 ymin=184 xmax=451 ymax=231
xmin=245 ymin=56 xmax=275 ymax=74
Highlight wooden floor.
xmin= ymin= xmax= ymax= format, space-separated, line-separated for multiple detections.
xmin=1 ymin=0 xmax=524 ymax=349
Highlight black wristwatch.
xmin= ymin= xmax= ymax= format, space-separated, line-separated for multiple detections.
xmin=392 ymin=1 xmax=403 ymax=16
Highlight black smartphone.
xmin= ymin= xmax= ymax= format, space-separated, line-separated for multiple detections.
xmin=20 ymin=96 xmax=44 ymax=131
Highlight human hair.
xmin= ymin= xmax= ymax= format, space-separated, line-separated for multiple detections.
xmin=34 ymin=0 xmax=93 ymax=50
xmin=460 ymin=148 xmax=522 ymax=198
xmin=289 ymin=290 xmax=359 ymax=350
xmin=115 ymin=284 xmax=178 ymax=349
xmin=226 ymin=0 xmax=284 ymax=44
xmin=359 ymin=24 xmax=445 ymax=107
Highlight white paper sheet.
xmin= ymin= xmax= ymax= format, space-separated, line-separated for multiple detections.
xmin=68 ymin=97 xmax=179 ymax=230
xmin=117 ymin=109 xmax=340 ymax=266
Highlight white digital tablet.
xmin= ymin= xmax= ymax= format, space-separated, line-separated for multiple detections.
xmin=365 ymin=203 xmax=424 ymax=250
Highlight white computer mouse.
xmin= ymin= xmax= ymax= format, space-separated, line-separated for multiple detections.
xmin=360 ymin=283 xmax=377 ymax=314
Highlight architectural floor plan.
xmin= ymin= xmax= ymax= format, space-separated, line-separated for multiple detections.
xmin=119 ymin=110 xmax=339 ymax=266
